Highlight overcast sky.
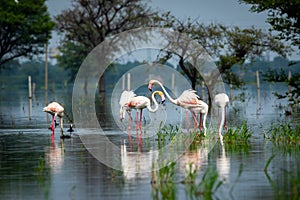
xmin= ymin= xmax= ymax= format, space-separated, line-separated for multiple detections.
xmin=47 ymin=0 xmax=269 ymax=27
xmin=46 ymin=0 xmax=299 ymax=60
xmin=46 ymin=0 xmax=270 ymax=45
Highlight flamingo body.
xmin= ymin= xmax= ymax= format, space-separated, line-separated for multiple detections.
xmin=214 ymin=93 xmax=229 ymax=141
xmin=119 ymin=90 xmax=165 ymax=130
xmin=148 ymin=80 xmax=208 ymax=134
xmin=43 ymin=102 xmax=65 ymax=137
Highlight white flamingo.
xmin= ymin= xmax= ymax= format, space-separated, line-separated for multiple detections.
xmin=43 ymin=102 xmax=65 ymax=137
xmin=148 ymin=79 xmax=208 ymax=134
xmin=119 ymin=90 xmax=165 ymax=131
xmin=214 ymin=93 xmax=229 ymax=141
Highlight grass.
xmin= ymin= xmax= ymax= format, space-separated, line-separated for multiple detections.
xmin=151 ymin=160 xmax=224 ymax=200
xmin=264 ymin=122 xmax=300 ymax=151
xmin=223 ymin=121 xmax=252 ymax=153
xmin=264 ymin=154 xmax=300 ymax=200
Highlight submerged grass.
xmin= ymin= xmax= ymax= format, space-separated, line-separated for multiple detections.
xmin=151 ymin=160 xmax=224 ymax=200
xmin=223 ymin=121 xmax=252 ymax=154
xmin=264 ymin=122 xmax=300 ymax=152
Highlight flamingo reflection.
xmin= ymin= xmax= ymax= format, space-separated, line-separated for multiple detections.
xmin=45 ymin=137 xmax=65 ymax=174
xmin=216 ymin=143 xmax=230 ymax=181
xmin=121 ymin=139 xmax=158 ymax=180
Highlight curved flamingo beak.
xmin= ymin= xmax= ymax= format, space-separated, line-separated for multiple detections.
xmin=161 ymin=94 xmax=165 ymax=104
xmin=148 ymin=83 xmax=153 ymax=92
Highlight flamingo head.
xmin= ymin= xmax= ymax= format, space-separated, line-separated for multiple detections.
xmin=148 ymin=80 xmax=155 ymax=91
xmin=120 ymin=107 xmax=125 ymax=121
xmin=157 ymin=91 xmax=165 ymax=104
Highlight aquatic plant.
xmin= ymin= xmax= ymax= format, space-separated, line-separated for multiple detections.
xmin=183 ymin=162 xmax=198 ymax=184
xmin=264 ymin=154 xmax=300 ymax=199
xmin=223 ymin=121 xmax=252 ymax=144
xmin=151 ymin=161 xmax=177 ymax=200
xmin=223 ymin=121 xmax=252 ymax=153
xmin=264 ymin=122 xmax=300 ymax=151
xmin=185 ymin=166 xmax=224 ymax=200
xmin=156 ymin=124 xmax=183 ymax=147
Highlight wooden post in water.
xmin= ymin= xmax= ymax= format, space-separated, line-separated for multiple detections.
xmin=122 ymin=74 xmax=125 ymax=91
xmin=201 ymin=81 xmax=205 ymax=100
xmin=288 ymin=70 xmax=291 ymax=93
xmin=171 ymin=73 xmax=175 ymax=93
xmin=256 ymin=70 xmax=261 ymax=115
xmin=28 ymin=76 xmax=32 ymax=120
xmin=45 ymin=43 xmax=49 ymax=122
xmin=127 ymin=73 xmax=131 ymax=90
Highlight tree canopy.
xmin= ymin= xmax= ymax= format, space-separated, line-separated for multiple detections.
xmin=55 ymin=0 xmax=167 ymax=81
xmin=0 ymin=0 xmax=54 ymax=67
xmin=239 ymin=0 xmax=300 ymax=48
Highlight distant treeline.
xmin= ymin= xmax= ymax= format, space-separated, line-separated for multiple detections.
xmin=1 ymin=56 xmax=298 ymax=90
xmin=0 ymin=60 xmax=69 ymax=90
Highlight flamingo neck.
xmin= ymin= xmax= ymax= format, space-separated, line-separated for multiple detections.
xmin=147 ymin=92 xmax=159 ymax=112
xmin=219 ymin=106 xmax=225 ymax=134
xmin=154 ymin=81 xmax=178 ymax=105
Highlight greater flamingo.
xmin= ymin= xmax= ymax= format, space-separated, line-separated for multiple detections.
xmin=214 ymin=93 xmax=229 ymax=141
xmin=119 ymin=90 xmax=165 ymax=131
xmin=148 ymin=79 xmax=208 ymax=134
xmin=43 ymin=102 xmax=65 ymax=138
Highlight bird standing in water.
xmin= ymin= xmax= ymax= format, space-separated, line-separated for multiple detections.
xmin=119 ymin=90 xmax=165 ymax=131
xmin=148 ymin=79 xmax=208 ymax=133
xmin=43 ymin=102 xmax=65 ymax=138
xmin=214 ymin=93 xmax=229 ymax=141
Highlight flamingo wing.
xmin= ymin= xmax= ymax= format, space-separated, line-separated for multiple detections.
xmin=178 ymin=89 xmax=200 ymax=105
xmin=119 ymin=90 xmax=136 ymax=106
xmin=129 ymin=96 xmax=149 ymax=109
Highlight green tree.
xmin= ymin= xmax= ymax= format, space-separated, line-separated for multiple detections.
xmin=0 ymin=0 xmax=54 ymax=67
xmin=239 ymin=0 xmax=300 ymax=47
xmin=156 ymin=17 xmax=289 ymax=106
xmin=240 ymin=0 xmax=300 ymax=105
xmin=55 ymin=0 xmax=167 ymax=82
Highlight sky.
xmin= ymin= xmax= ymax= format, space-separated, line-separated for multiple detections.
xmin=45 ymin=0 xmax=298 ymax=60
xmin=46 ymin=0 xmax=270 ymax=46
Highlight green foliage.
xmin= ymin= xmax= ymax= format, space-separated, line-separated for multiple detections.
xmin=240 ymin=0 xmax=300 ymax=47
xmin=151 ymin=161 xmax=177 ymax=200
xmin=223 ymin=121 xmax=252 ymax=144
xmin=156 ymin=124 xmax=183 ymax=147
xmin=262 ymin=62 xmax=300 ymax=105
xmin=223 ymin=121 xmax=252 ymax=153
xmin=186 ymin=166 xmax=224 ymax=200
xmin=264 ymin=122 xmax=300 ymax=153
xmin=55 ymin=0 xmax=169 ymax=82
xmin=184 ymin=163 xmax=198 ymax=184
xmin=0 ymin=0 xmax=55 ymax=67
xmin=0 ymin=60 xmax=69 ymax=89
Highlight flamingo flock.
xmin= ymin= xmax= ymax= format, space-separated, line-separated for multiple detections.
xmin=44 ymin=79 xmax=229 ymax=142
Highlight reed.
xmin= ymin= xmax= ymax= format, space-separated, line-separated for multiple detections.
xmin=264 ymin=122 xmax=300 ymax=148
xmin=223 ymin=121 xmax=252 ymax=153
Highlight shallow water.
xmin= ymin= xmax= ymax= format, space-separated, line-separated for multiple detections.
xmin=0 ymin=86 xmax=299 ymax=199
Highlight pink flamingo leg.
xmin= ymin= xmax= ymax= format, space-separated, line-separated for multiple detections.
xmin=191 ymin=112 xmax=198 ymax=131
xmin=50 ymin=115 xmax=56 ymax=136
xmin=199 ymin=113 xmax=203 ymax=132
xmin=135 ymin=111 xmax=139 ymax=131
xmin=186 ymin=110 xmax=190 ymax=132
xmin=127 ymin=111 xmax=132 ymax=131
xmin=139 ymin=110 xmax=143 ymax=144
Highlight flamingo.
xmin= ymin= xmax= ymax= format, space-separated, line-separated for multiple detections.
xmin=148 ymin=79 xmax=208 ymax=134
xmin=43 ymin=102 xmax=65 ymax=138
xmin=119 ymin=90 xmax=165 ymax=131
xmin=214 ymin=93 xmax=229 ymax=141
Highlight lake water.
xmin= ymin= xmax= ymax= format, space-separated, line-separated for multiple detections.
xmin=0 ymin=84 xmax=299 ymax=199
